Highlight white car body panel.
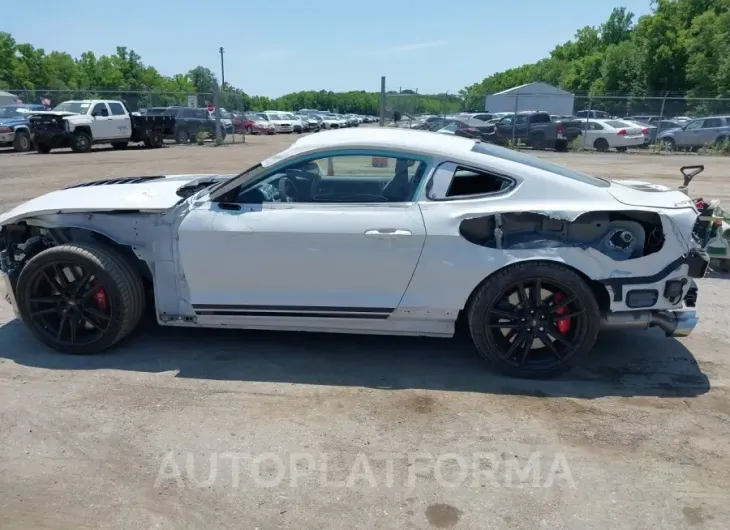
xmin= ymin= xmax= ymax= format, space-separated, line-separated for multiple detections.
xmin=0 ymin=128 xmax=704 ymax=340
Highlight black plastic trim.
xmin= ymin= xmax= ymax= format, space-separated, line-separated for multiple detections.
xmin=600 ymin=248 xmax=709 ymax=302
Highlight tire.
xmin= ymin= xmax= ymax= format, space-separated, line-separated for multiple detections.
xmin=554 ymin=140 xmax=568 ymax=152
xmin=15 ymin=243 xmax=146 ymax=355
xmin=70 ymin=131 xmax=92 ymax=153
xmin=150 ymin=131 xmax=164 ymax=148
xmin=35 ymin=142 xmax=52 ymax=154
xmin=13 ymin=130 xmax=31 ymax=152
xmin=466 ymin=261 xmax=601 ymax=379
xmin=661 ymin=137 xmax=676 ymax=151
xmin=616 ymin=146 xmax=628 ymax=153
xmin=175 ymin=128 xmax=189 ymax=144
xmin=529 ymin=132 xmax=546 ymax=150
xmin=111 ymin=142 xmax=128 ymax=150
xmin=593 ymin=138 xmax=609 ymax=152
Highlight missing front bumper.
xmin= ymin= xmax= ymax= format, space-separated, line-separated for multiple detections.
xmin=0 ymin=271 xmax=20 ymax=318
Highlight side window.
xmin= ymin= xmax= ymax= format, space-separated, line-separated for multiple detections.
xmin=514 ymin=115 xmax=528 ymax=125
xmin=702 ymin=118 xmax=722 ymax=128
xmin=587 ymin=122 xmax=604 ymax=131
xmin=685 ymin=120 xmax=703 ymax=130
xmin=195 ymin=109 xmax=209 ymax=119
xmin=443 ymin=166 xmax=511 ymax=199
xmin=91 ymin=103 xmax=109 ymax=117
xmin=181 ymin=108 xmax=194 ymax=118
xmin=108 ymin=102 xmax=126 ymax=116
xmin=530 ymin=113 xmax=550 ymax=123
xmin=234 ymin=154 xmax=427 ymax=205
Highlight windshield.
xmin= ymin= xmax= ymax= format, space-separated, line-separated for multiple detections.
xmin=471 ymin=142 xmax=610 ymax=187
xmin=0 ymin=106 xmax=42 ymax=119
xmin=53 ymin=101 xmax=91 ymax=114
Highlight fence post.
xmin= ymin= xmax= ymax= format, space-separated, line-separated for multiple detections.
xmin=583 ymin=96 xmax=593 ymax=149
xmin=657 ymin=91 xmax=669 ymax=140
xmin=511 ymin=90 xmax=519 ymax=144
xmin=213 ymin=84 xmax=222 ymax=145
xmin=379 ymin=76 xmax=386 ymax=127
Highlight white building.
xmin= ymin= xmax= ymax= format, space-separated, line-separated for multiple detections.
xmin=485 ymin=82 xmax=574 ymax=116
xmin=0 ymin=90 xmax=21 ymax=105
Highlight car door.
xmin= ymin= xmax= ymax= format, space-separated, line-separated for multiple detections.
xmin=176 ymin=151 xmax=428 ymax=316
xmin=106 ymin=101 xmax=131 ymax=140
xmin=90 ymin=102 xmax=114 ymax=139
xmin=676 ymin=119 xmax=702 ymax=147
xmin=697 ymin=117 xmax=724 ymax=145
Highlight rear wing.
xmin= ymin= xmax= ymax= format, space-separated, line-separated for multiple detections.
xmin=678 ymin=165 xmax=704 ymax=194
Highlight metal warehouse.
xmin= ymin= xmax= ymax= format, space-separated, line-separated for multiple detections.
xmin=485 ymin=82 xmax=575 ymax=116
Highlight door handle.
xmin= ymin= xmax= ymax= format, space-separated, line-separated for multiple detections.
xmin=365 ymin=229 xmax=412 ymax=237
xmin=106 ymin=118 xmax=113 ymax=121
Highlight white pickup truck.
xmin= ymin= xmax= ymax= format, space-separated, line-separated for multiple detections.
xmin=27 ymin=99 xmax=175 ymax=153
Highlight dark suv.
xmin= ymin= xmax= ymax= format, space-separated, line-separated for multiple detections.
xmin=146 ymin=106 xmax=220 ymax=144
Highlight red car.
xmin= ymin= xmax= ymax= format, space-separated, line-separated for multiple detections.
xmin=242 ymin=113 xmax=276 ymax=135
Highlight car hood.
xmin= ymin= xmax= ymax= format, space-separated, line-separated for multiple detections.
xmin=0 ymin=173 xmax=236 ymax=226
xmin=26 ymin=111 xmax=80 ymax=117
xmin=271 ymin=120 xmax=294 ymax=125
xmin=607 ymin=179 xmax=696 ymax=209
xmin=0 ymin=117 xmax=28 ymax=128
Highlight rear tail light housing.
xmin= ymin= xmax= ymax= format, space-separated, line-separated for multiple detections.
xmin=641 ymin=128 xmax=649 ymax=134
xmin=617 ymin=129 xmax=627 ymax=136
xmin=556 ymin=124 xmax=565 ymax=133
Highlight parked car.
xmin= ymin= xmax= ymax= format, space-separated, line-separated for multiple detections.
xmin=207 ymin=109 xmax=234 ymax=134
xmin=147 ymin=107 xmax=219 ymax=144
xmin=435 ymin=118 xmax=495 ymax=141
xmin=637 ymin=120 xmax=683 ymax=144
xmin=0 ymin=104 xmax=46 ymax=152
xmin=656 ymin=116 xmax=730 ymax=151
xmin=296 ymin=113 xmax=321 ymax=132
xmin=577 ymin=118 xmax=648 ymax=152
xmin=576 ymin=110 xmax=611 ymax=119
xmin=320 ymin=115 xmax=342 ymax=129
xmin=485 ymin=111 xmax=583 ymax=151
xmin=27 ymin=100 xmax=173 ymax=153
xmin=242 ymin=113 xmax=275 ymax=135
xmin=0 ymin=128 xmax=706 ymax=379
xmin=263 ymin=112 xmax=296 ymax=133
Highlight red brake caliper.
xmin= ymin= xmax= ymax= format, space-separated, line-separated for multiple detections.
xmin=92 ymin=280 xmax=108 ymax=312
xmin=553 ymin=292 xmax=571 ymax=334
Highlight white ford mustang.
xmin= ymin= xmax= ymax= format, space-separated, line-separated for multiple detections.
xmin=0 ymin=128 xmax=707 ymax=378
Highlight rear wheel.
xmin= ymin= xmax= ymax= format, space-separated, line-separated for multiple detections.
xmin=616 ymin=146 xmax=628 ymax=153
xmin=661 ymin=137 xmax=676 ymax=151
xmin=175 ymin=128 xmax=189 ymax=144
xmin=35 ymin=142 xmax=52 ymax=154
xmin=13 ymin=130 xmax=32 ymax=152
xmin=554 ymin=139 xmax=568 ymax=152
xmin=15 ymin=243 xmax=146 ymax=354
xmin=467 ymin=262 xmax=601 ymax=379
xmin=529 ymin=132 xmax=546 ymax=150
xmin=593 ymin=138 xmax=609 ymax=152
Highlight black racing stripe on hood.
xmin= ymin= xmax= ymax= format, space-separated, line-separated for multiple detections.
xmin=64 ymin=176 xmax=166 ymax=189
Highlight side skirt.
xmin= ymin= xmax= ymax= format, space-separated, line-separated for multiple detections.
xmin=162 ymin=304 xmax=456 ymax=338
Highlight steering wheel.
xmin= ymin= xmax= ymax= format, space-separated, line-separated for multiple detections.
xmin=278 ymin=176 xmax=298 ymax=202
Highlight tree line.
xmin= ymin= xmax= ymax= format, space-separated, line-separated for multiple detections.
xmin=0 ymin=32 xmax=459 ymax=115
xmin=460 ymin=0 xmax=730 ymax=116
xmin=2 ymin=1 xmax=728 ymax=117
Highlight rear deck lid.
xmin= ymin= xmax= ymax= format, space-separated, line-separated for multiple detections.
xmin=608 ymin=180 xmax=697 ymax=209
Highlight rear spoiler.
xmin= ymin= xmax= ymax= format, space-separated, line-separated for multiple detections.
xmin=678 ymin=165 xmax=704 ymax=194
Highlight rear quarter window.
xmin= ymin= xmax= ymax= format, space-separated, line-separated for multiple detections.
xmin=471 ymin=142 xmax=610 ymax=187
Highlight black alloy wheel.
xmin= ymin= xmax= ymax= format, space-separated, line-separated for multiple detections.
xmin=484 ymin=279 xmax=588 ymax=370
xmin=15 ymin=244 xmax=146 ymax=354
xmin=23 ymin=261 xmax=112 ymax=348
xmin=467 ymin=262 xmax=601 ymax=378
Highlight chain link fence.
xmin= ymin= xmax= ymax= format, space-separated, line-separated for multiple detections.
xmin=382 ymin=83 xmax=462 ymax=127
xmin=5 ymin=88 xmax=260 ymax=145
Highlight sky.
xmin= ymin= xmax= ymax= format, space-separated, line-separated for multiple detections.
xmin=4 ymin=0 xmax=653 ymax=98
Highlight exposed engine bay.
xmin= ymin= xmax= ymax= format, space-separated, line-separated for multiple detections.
xmin=459 ymin=210 xmax=665 ymax=261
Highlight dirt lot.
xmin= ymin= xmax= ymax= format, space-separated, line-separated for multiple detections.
xmin=0 ymin=135 xmax=729 ymax=529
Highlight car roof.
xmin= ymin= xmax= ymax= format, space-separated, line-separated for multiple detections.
xmin=287 ymin=127 xmax=477 ymax=159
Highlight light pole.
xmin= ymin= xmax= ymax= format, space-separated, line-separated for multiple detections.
xmin=219 ymin=47 xmax=225 ymax=86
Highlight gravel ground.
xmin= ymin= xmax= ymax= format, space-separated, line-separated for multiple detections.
xmin=0 ymin=134 xmax=729 ymax=530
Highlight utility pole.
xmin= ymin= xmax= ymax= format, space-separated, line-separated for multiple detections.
xmin=219 ymin=47 xmax=225 ymax=86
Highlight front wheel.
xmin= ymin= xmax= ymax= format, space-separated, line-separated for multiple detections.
xmin=70 ymin=132 xmax=92 ymax=153
xmin=466 ymin=262 xmax=601 ymax=379
xmin=593 ymin=137 xmax=609 ymax=152
xmin=15 ymin=243 xmax=146 ymax=354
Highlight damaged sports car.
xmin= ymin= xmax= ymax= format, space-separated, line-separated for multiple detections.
xmin=0 ymin=128 xmax=708 ymax=378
